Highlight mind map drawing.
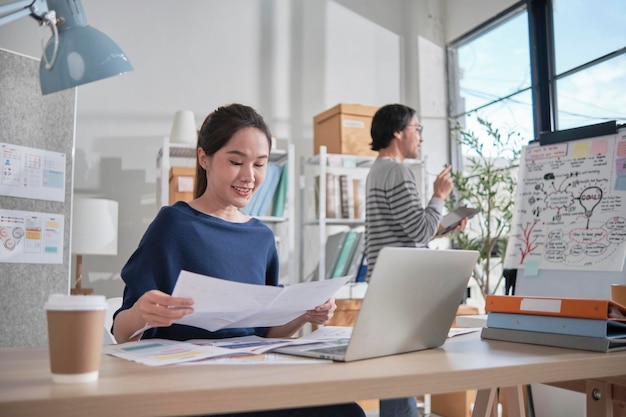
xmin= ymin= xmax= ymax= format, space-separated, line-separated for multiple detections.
xmin=504 ymin=132 xmax=626 ymax=272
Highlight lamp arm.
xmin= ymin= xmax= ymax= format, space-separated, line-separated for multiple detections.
xmin=0 ymin=0 xmax=49 ymax=26
xmin=0 ymin=0 xmax=59 ymax=69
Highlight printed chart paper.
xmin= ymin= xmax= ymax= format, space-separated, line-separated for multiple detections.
xmin=0 ymin=209 xmax=64 ymax=264
xmin=1 ymin=143 xmax=66 ymax=202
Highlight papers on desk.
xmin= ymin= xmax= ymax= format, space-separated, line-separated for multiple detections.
xmin=172 ymin=271 xmax=353 ymax=332
xmin=103 ymin=339 xmax=235 ymax=366
xmin=106 ymin=326 xmax=481 ymax=366
xmin=105 ymin=327 xmax=351 ymax=366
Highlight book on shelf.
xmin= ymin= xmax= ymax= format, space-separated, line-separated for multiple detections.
xmin=352 ymin=178 xmax=364 ymax=219
xmin=324 ymin=231 xmax=349 ymax=279
xmin=339 ymin=175 xmax=354 ymax=219
xmin=354 ymin=253 xmax=368 ymax=283
xmin=331 ymin=230 xmax=358 ymax=278
xmin=485 ymin=312 xmax=626 ymax=339
xmin=314 ymin=173 xmax=365 ymax=220
xmin=271 ymin=163 xmax=289 ymax=217
xmin=480 ymin=326 xmax=626 ymax=353
xmin=484 ymin=294 xmax=626 ymax=320
xmin=342 ymin=232 xmax=364 ymax=279
xmin=311 ymin=231 xmax=365 ymax=281
xmin=315 ymin=173 xmax=340 ymax=219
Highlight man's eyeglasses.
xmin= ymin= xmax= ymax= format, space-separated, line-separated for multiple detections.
xmin=406 ymin=124 xmax=424 ymax=134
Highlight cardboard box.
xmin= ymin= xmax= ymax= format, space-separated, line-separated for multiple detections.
xmin=169 ymin=166 xmax=195 ymax=205
xmin=313 ymin=103 xmax=378 ymax=157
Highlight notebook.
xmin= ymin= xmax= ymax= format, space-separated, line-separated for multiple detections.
xmin=274 ymin=247 xmax=479 ymax=361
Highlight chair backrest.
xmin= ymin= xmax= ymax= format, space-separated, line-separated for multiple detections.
xmin=103 ymin=297 xmax=123 ymax=344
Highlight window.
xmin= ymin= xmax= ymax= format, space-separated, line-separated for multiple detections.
xmin=448 ymin=5 xmax=532 ymax=157
xmin=448 ymin=0 xmax=626 ymax=152
xmin=552 ymin=0 xmax=626 ymax=130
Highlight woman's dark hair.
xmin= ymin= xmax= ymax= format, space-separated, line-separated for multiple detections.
xmin=370 ymin=104 xmax=416 ymax=151
xmin=194 ymin=104 xmax=272 ymax=198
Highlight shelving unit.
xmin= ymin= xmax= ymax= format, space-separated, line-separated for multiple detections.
xmin=156 ymin=137 xmax=296 ymax=285
xmin=299 ymin=145 xmax=426 ymax=283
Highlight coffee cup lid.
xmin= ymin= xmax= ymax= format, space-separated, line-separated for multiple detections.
xmin=44 ymin=294 xmax=108 ymax=311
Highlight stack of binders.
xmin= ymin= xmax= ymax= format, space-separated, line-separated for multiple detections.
xmin=480 ymin=295 xmax=626 ymax=352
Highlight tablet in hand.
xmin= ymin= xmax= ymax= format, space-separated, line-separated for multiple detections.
xmin=436 ymin=207 xmax=480 ymax=236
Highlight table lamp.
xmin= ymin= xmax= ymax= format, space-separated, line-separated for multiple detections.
xmin=169 ymin=110 xmax=198 ymax=145
xmin=71 ymin=198 xmax=118 ymax=295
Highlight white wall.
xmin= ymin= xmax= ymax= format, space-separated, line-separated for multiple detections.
xmin=444 ymin=0 xmax=519 ymax=42
xmin=0 ymin=0 xmax=510 ymax=298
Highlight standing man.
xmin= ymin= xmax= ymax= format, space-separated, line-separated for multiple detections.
xmin=364 ymin=103 xmax=464 ymax=417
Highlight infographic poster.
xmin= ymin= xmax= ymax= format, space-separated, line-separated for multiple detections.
xmin=504 ymin=131 xmax=626 ymax=272
xmin=0 ymin=209 xmax=64 ymax=264
xmin=1 ymin=142 xmax=66 ymax=202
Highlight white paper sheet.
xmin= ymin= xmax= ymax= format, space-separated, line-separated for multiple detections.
xmin=171 ymin=271 xmax=353 ymax=332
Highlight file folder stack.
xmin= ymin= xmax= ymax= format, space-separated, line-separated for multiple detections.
xmin=480 ymin=295 xmax=626 ymax=352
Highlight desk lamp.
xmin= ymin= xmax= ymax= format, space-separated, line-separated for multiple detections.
xmin=71 ymin=198 xmax=118 ymax=295
xmin=0 ymin=0 xmax=133 ymax=95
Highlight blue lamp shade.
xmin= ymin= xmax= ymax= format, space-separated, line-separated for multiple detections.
xmin=39 ymin=0 xmax=132 ymax=95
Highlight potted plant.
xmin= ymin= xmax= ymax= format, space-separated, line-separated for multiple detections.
xmin=446 ymin=117 xmax=523 ymax=302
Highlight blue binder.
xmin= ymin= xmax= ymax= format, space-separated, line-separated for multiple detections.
xmin=486 ymin=312 xmax=626 ymax=339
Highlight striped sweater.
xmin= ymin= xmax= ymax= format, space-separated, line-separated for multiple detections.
xmin=364 ymin=158 xmax=443 ymax=280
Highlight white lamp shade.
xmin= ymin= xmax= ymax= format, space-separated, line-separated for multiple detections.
xmin=71 ymin=198 xmax=118 ymax=255
xmin=169 ymin=110 xmax=197 ymax=144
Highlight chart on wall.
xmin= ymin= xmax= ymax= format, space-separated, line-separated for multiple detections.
xmin=504 ymin=129 xmax=626 ymax=272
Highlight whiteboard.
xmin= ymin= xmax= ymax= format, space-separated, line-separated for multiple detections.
xmin=510 ymin=123 xmax=626 ymax=297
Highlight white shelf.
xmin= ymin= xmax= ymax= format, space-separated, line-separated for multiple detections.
xmin=299 ymin=145 xmax=426 ymax=283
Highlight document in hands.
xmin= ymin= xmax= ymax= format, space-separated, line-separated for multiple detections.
xmin=171 ymin=271 xmax=353 ymax=332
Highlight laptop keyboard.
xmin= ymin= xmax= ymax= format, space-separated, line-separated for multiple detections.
xmin=308 ymin=345 xmax=348 ymax=356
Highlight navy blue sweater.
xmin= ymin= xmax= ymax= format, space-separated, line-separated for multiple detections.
xmin=117 ymin=202 xmax=279 ymax=340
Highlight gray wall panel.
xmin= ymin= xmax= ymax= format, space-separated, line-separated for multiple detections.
xmin=0 ymin=48 xmax=75 ymax=347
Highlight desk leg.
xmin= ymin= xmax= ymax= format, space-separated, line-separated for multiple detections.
xmin=587 ymin=379 xmax=613 ymax=417
xmin=472 ymin=389 xmax=497 ymax=417
xmin=472 ymin=387 xmax=525 ymax=417
xmin=502 ymin=386 xmax=525 ymax=417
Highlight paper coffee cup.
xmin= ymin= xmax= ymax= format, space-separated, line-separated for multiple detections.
xmin=45 ymin=294 xmax=107 ymax=383
xmin=611 ymin=284 xmax=626 ymax=307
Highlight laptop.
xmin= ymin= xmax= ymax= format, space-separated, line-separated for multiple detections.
xmin=274 ymin=247 xmax=479 ymax=361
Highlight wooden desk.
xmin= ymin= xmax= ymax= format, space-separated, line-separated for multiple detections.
xmin=2 ymin=333 xmax=626 ymax=417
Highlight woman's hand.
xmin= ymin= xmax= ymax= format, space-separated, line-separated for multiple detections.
xmin=114 ymin=290 xmax=194 ymax=343
xmin=133 ymin=290 xmax=195 ymax=328
xmin=304 ymin=297 xmax=337 ymax=325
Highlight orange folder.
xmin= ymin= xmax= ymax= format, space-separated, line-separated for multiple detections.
xmin=484 ymin=295 xmax=626 ymax=320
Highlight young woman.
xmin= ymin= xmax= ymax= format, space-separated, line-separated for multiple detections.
xmin=113 ymin=103 xmax=364 ymax=417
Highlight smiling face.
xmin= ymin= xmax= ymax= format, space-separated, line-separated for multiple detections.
xmin=199 ymin=127 xmax=270 ymax=210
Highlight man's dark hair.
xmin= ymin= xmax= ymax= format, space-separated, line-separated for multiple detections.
xmin=370 ymin=104 xmax=416 ymax=151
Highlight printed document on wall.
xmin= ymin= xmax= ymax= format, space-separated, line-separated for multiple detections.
xmin=1 ymin=142 xmax=66 ymax=202
xmin=0 ymin=209 xmax=64 ymax=264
